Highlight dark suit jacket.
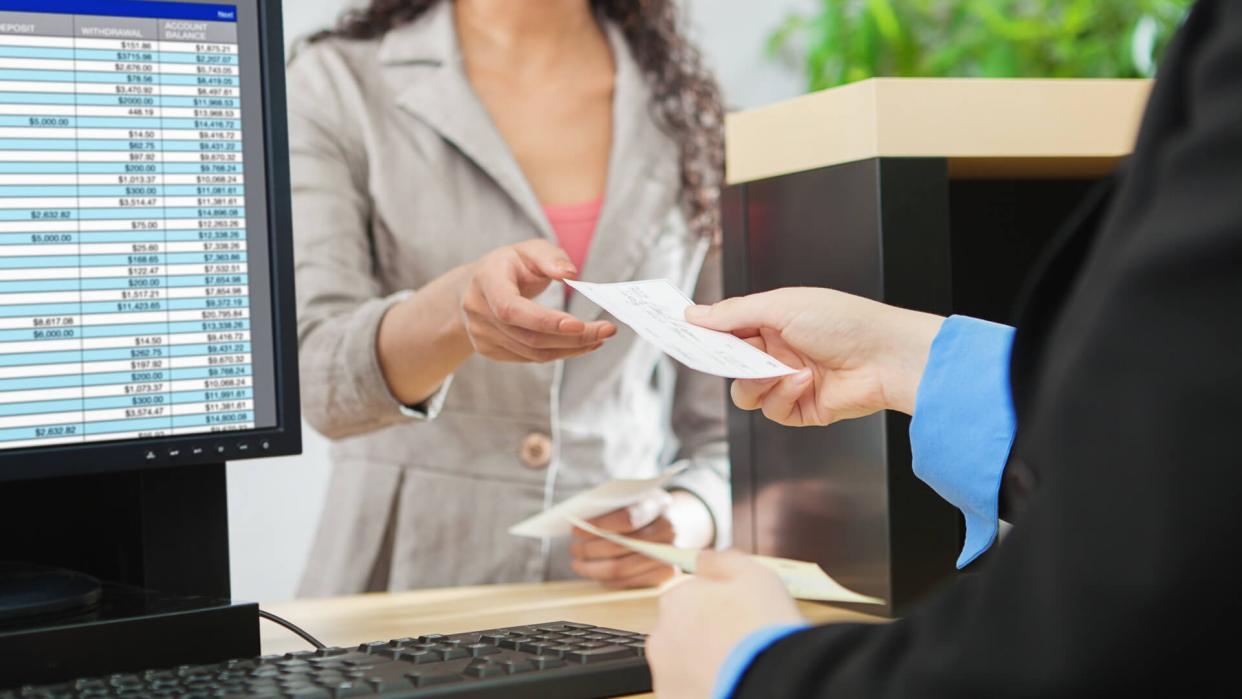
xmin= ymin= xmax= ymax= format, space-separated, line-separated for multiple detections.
xmin=736 ymin=1 xmax=1242 ymax=696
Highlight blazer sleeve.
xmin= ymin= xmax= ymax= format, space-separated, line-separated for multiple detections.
xmin=667 ymin=244 xmax=732 ymax=546
xmin=288 ymin=44 xmax=431 ymax=439
xmin=734 ymin=2 xmax=1242 ymax=695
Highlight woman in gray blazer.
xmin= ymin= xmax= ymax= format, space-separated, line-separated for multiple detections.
xmin=288 ymin=0 xmax=731 ymax=595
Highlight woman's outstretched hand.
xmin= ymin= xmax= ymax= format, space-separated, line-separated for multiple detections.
xmin=685 ymin=288 xmax=944 ymax=427
xmin=461 ymin=239 xmax=616 ymax=363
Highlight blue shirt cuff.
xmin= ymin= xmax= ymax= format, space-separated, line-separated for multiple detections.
xmin=909 ymin=315 xmax=1017 ymax=569
xmin=712 ymin=623 xmax=811 ymax=699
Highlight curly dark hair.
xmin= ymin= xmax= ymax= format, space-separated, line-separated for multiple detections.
xmin=311 ymin=0 xmax=725 ymax=242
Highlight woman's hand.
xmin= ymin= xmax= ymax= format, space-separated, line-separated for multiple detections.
xmin=569 ymin=490 xmax=714 ymax=589
xmin=460 ymin=239 xmax=616 ymax=362
xmin=685 ymin=288 xmax=944 ymax=427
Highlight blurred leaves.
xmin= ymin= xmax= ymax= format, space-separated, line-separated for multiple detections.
xmin=767 ymin=0 xmax=1196 ymax=92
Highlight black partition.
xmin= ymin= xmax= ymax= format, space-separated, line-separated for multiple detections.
xmin=723 ymin=157 xmax=1102 ymax=616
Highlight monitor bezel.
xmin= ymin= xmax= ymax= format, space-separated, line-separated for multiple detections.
xmin=0 ymin=0 xmax=301 ymax=483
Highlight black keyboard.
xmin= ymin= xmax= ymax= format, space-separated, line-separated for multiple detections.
xmin=4 ymin=622 xmax=650 ymax=699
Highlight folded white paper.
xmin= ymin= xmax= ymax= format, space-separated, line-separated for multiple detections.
xmin=566 ymin=516 xmax=884 ymax=606
xmin=566 ymin=279 xmax=798 ymax=380
xmin=508 ymin=467 xmax=687 ymax=539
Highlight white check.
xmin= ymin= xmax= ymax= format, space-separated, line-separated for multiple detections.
xmin=565 ymin=279 xmax=798 ymax=380
xmin=508 ymin=467 xmax=687 ymax=539
xmin=566 ymin=516 xmax=884 ymax=606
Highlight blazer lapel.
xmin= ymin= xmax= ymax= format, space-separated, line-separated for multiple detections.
xmin=379 ymin=3 xmax=556 ymax=243
xmin=567 ymin=23 xmax=681 ymax=321
xmin=378 ymin=5 xmax=680 ymax=321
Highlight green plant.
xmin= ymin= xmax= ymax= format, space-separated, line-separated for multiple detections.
xmin=767 ymin=0 xmax=1195 ymax=92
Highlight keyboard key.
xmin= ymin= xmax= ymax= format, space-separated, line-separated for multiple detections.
xmin=463 ymin=663 xmax=505 ymax=679
xmin=415 ymin=634 xmax=445 ymax=644
xmin=406 ymin=672 xmax=464 ymax=688
xmin=596 ymin=628 xmax=640 ymax=637
xmin=389 ymin=638 xmax=416 ymax=647
xmin=533 ymin=656 xmax=568 ymax=670
xmin=560 ymin=630 xmax=589 ymax=637
xmin=478 ymin=633 xmax=506 ymax=644
xmin=466 ymin=643 xmax=501 ymax=657
xmin=395 ymin=650 xmax=438 ymax=664
xmin=562 ymin=623 xmax=596 ymax=629
xmin=566 ymin=646 xmax=638 ymax=663
xmin=542 ymin=645 xmax=577 ymax=658
xmin=499 ymin=660 xmax=536 ymax=675
xmin=498 ymin=637 xmax=531 ymax=650
xmin=325 ymin=682 xmax=372 ymax=698
xmin=435 ymin=647 xmax=470 ymax=661
xmin=248 ymin=667 xmax=280 ymax=679
xmin=338 ymin=653 xmax=393 ymax=668
xmin=316 ymin=648 xmax=350 ymax=658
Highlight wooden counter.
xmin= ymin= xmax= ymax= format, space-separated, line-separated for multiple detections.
xmin=726 ymin=77 xmax=1152 ymax=183
xmin=260 ymin=580 xmax=884 ymax=698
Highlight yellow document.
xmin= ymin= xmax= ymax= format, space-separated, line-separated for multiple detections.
xmin=566 ymin=516 xmax=883 ymax=606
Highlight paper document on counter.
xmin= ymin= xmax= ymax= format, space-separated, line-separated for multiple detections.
xmin=509 ymin=467 xmax=687 ymax=539
xmin=566 ymin=516 xmax=884 ymax=606
xmin=565 ymin=279 xmax=797 ymax=380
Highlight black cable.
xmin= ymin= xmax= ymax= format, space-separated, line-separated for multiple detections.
xmin=258 ymin=609 xmax=326 ymax=650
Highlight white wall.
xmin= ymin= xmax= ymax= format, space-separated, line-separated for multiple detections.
xmin=227 ymin=0 xmax=810 ymax=604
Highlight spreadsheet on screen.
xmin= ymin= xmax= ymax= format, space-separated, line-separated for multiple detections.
xmin=0 ymin=0 xmax=280 ymax=453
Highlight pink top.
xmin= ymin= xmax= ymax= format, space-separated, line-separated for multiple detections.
xmin=544 ymin=196 xmax=604 ymax=274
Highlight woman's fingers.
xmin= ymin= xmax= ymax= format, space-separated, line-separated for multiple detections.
xmin=469 ymin=320 xmax=603 ymax=362
xmin=513 ymin=238 xmax=579 ymax=281
xmin=497 ymin=319 xmax=616 ymax=350
xmin=600 ymin=561 xmax=677 ymax=590
xmin=488 ymin=288 xmax=584 ymax=335
xmin=572 ymin=552 xmax=672 ymax=585
xmin=570 ymin=517 xmax=674 ymax=560
xmin=569 ymin=537 xmax=631 ymax=561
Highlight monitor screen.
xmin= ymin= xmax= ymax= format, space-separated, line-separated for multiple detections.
xmin=0 ymin=0 xmax=298 ymax=480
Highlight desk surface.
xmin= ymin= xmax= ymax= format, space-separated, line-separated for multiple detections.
xmin=726 ymin=78 xmax=1152 ymax=184
xmin=261 ymin=580 xmax=884 ymax=699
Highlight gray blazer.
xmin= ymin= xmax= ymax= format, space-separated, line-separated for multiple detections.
xmin=288 ymin=2 xmax=730 ymax=596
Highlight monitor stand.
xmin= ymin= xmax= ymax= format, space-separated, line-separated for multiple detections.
xmin=0 ymin=564 xmax=103 ymax=623
xmin=0 ymin=463 xmax=260 ymax=688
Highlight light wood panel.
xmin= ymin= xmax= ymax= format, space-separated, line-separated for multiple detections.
xmin=726 ymin=78 xmax=1152 ymax=184
xmin=261 ymin=580 xmax=884 ymax=698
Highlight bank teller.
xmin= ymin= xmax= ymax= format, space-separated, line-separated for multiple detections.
xmin=648 ymin=1 xmax=1242 ymax=695
xmin=287 ymin=0 xmax=730 ymax=595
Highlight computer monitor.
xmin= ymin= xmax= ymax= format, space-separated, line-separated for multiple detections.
xmin=0 ymin=0 xmax=298 ymax=684
xmin=0 ymin=0 xmax=299 ymax=482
